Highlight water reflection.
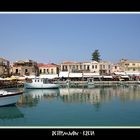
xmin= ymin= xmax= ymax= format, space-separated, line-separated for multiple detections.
xmin=17 ymin=89 xmax=60 ymax=107
xmin=0 ymin=106 xmax=24 ymax=120
xmin=16 ymin=86 xmax=140 ymax=108
xmin=59 ymin=86 xmax=140 ymax=104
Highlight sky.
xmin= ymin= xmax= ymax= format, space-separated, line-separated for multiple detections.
xmin=0 ymin=12 xmax=140 ymax=64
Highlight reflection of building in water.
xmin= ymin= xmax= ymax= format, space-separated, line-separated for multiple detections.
xmin=59 ymin=86 xmax=140 ymax=105
xmin=0 ymin=106 xmax=24 ymax=120
xmin=17 ymin=89 xmax=60 ymax=107
xmin=59 ymin=88 xmax=101 ymax=104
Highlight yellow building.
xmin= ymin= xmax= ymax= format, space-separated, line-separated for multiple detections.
xmin=38 ymin=63 xmax=59 ymax=75
xmin=60 ymin=61 xmax=83 ymax=72
xmin=118 ymin=59 xmax=140 ymax=72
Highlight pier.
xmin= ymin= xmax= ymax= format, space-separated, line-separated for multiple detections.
xmin=0 ymin=82 xmax=24 ymax=89
xmin=54 ymin=80 xmax=140 ymax=88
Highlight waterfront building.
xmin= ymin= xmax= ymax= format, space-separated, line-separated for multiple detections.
xmin=60 ymin=60 xmax=112 ymax=76
xmin=90 ymin=61 xmax=100 ymax=73
xmin=60 ymin=61 xmax=83 ymax=73
xmin=12 ymin=59 xmax=39 ymax=76
xmin=99 ymin=61 xmax=112 ymax=75
xmin=111 ymin=64 xmax=124 ymax=73
xmin=38 ymin=63 xmax=59 ymax=75
xmin=38 ymin=63 xmax=59 ymax=79
xmin=0 ymin=57 xmax=10 ymax=77
xmin=118 ymin=59 xmax=140 ymax=75
xmin=82 ymin=62 xmax=91 ymax=72
xmin=60 ymin=61 xmax=99 ymax=73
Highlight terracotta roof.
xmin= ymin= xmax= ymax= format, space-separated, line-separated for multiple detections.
xmin=37 ymin=63 xmax=58 ymax=68
xmin=62 ymin=61 xmax=76 ymax=64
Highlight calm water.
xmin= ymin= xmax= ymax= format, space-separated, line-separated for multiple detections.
xmin=1 ymin=85 xmax=140 ymax=127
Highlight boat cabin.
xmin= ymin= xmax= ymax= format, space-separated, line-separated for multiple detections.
xmin=31 ymin=78 xmax=53 ymax=84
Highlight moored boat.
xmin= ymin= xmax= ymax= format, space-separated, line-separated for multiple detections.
xmin=24 ymin=78 xmax=59 ymax=89
xmin=0 ymin=90 xmax=23 ymax=107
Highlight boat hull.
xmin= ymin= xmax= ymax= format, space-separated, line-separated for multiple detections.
xmin=24 ymin=83 xmax=59 ymax=89
xmin=0 ymin=92 xmax=23 ymax=107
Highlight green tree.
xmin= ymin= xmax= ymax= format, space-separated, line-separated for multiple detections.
xmin=92 ymin=49 xmax=101 ymax=62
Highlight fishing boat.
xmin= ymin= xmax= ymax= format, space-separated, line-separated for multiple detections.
xmin=0 ymin=90 xmax=23 ymax=107
xmin=24 ymin=78 xmax=59 ymax=89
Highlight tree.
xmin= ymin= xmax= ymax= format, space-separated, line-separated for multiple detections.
xmin=92 ymin=49 xmax=101 ymax=62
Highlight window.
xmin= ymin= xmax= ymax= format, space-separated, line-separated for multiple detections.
xmin=92 ymin=65 xmax=94 ymax=69
xmin=76 ymin=65 xmax=78 ymax=70
xmin=43 ymin=69 xmax=46 ymax=74
xmin=47 ymin=69 xmax=49 ymax=74
xmin=25 ymin=69 xmax=28 ymax=73
xmin=87 ymin=65 xmax=90 ymax=70
xmin=40 ymin=69 xmax=42 ymax=74
xmin=65 ymin=66 xmax=68 ymax=70
xmin=16 ymin=69 xmax=18 ymax=73
xmin=115 ymin=66 xmax=117 ymax=69
xmin=95 ymin=65 xmax=97 ymax=69
xmin=100 ymin=65 xmax=102 ymax=69
xmin=84 ymin=65 xmax=86 ymax=70
xmin=51 ymin=69 xmax=53 ymax=74
xmin=62 ymin=65 xmax=65 ymax=71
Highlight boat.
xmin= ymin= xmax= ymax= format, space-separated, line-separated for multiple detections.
xmin=0 ymin=90 xmax=23 ymax=107
xmin=87 ymin=78 xmax=95 ymax=88
xmin=24 ymin=78 xmax=59 ymax=89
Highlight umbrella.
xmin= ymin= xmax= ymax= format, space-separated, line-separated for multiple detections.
xmin=0 ymin=77 xmax=4 ymax=81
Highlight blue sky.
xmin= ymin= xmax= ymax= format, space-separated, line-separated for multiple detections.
xmin=0 ymin=13 xmax=140 ymax=64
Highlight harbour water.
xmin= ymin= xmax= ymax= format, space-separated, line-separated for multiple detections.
xmin=0 ymin=85 xmax=140 ymax=127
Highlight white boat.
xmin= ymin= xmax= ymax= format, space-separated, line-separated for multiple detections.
xmin=87 ymin=78 xmax=95 ymax=88
xmin=24 ymin=78 xmax=59 ymax=89
xmin=0 ymin=90 xmax=23 ymax=107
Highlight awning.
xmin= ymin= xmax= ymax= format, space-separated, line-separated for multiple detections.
xmin=83 ymin=73 xmax=100 ymax=77
xmin=69 ymin=73 xmax=82 ymax=78
xmin=103 ymin=76 xmax=113 ymax=78
xmin=121 ymin=75 xmax=129 ymax=78
xmin=125 ymin=72 xmax=140 ymax=76
xmin=40 ymin=74 xmax=58 ymax=79
xmin=59 ymin=72 xmax=69 ymax=78
xmin=114 ymin=72 xmax=126 ymax=75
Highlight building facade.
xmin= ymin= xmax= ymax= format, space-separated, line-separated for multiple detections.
xmin=60 ymin=60 xmax=111 ymax=75
xmin=12 ymin=60 xmax=39 ymax=76
xmin=38 ymin=63 xmax=59 ymax=75
xmin=0 ymin=57 xmax=10 ymax=77
xmin=111 ymin=64 xmax=124 ymax=73
xmin=99 ymin=61 xmax=112 ymax=75
xmin=118 ymin=59 xmax=140 ymax=72
xmin=60 ymin=61 xmax=83 ymax=73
